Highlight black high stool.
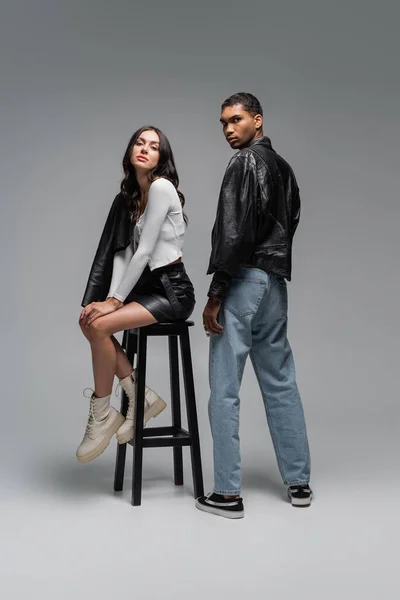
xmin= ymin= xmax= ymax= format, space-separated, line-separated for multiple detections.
xmin=113 ymin=320 xmax=204 ymax=506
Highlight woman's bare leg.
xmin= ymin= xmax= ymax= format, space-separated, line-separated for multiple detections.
xmin=90 ymin=335 xmax=116 ymax=398
xmin=111 ymin=336 xmax=133 ymax=380
xmin=80 ymin=302 xmax=157 ymax=398
xmin=81 ymin=326 xmax=132 ymax=381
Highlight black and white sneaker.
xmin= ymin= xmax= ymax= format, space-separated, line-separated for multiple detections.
xmin=195 ymin=492 xmax=244 ymax=519
xmin=288 ymin=484 xmax=313 ymax=507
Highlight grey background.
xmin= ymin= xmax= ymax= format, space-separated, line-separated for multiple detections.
xmin=1 ymin=0 xmax=399 ymax=598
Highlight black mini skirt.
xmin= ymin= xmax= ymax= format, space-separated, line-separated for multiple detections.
xmin=124 ymin=262 xmax=195 ymax=323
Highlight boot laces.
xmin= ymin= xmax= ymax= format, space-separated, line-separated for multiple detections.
xmin=126 ymin=397 xmax=135 ymax=420
xmin=83 ymin=388 xmax=101 ymax=436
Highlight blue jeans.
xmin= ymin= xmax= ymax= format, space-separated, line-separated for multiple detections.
xmin=209 ymin=267 xmax=311 ymax=495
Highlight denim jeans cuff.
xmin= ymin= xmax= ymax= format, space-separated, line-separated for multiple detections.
xmin=214 ymin=489 xmax=241 ymax=496
xmin=285 ymin=480 xmax=310 ymax=486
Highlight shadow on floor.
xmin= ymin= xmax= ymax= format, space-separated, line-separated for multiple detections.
xmin=23 ymin=450 xmax=194 ymax=503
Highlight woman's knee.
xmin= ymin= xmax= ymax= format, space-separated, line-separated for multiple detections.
xmin=79 ymin=318 xmax=108 ymax=340
xmin=89 ymin=317 xmax=110 ymax=337
xmin=79 ymin=320 xmax=92 ymax=340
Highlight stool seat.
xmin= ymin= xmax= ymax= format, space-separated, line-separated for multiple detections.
xmin=128 ymin=320 xmax=194 ymax=337
xmin=114 ymin=320 xmax=204 ymax=506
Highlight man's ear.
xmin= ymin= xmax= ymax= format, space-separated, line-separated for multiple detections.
xmin=254 ymin=114 xmax=263 ymax=130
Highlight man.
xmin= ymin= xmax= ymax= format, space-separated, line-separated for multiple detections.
xmin=196 ymin=93 xmax=312 ymax=519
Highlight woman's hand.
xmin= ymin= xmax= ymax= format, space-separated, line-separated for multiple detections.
xmin=79 ymin=297 xmax=123 ymax=327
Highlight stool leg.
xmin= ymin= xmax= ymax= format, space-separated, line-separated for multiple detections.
xmin=179 ymin=328 xmax=204 ymax=499
xmin=168 ymin=335 xmax=183 ymax=486
xmin=132 ymin=329 xmax=147 ymax=506
xmin=114 ymin=442 xmax=127 ymax=492
xmin=114 ymin=330 xmax=132 ymax=492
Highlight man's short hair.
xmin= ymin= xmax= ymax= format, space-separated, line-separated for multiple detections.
xmin=221 ymin=93 xmax=263 ymax=117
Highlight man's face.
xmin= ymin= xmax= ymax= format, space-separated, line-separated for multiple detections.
xmin=220 ymin=104 xmax=263 ymax=149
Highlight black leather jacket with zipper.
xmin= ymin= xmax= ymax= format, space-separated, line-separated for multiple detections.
xmin=207 ymin=136 xmax=301 ymax=299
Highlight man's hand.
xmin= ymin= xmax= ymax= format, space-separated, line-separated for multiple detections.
xmin=202 ymin=296 xmax=223 ymax=336
xmin=79 ymin=297 xmax=123 ymax=327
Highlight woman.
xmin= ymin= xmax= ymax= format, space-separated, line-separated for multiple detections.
xmin=77 ymin=126 xmax=195 ymax=463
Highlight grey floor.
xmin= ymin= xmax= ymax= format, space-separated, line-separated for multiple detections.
xmin=1 ymin=415 xmax=397 ymax=600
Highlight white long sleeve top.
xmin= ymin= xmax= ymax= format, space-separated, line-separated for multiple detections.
xmin=107 ymin=178 xmax=185 ymax=302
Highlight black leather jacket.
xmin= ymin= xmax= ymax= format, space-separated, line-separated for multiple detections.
xmin=207 ymin=136 xmax=301 ymax=299
xmin=81 ymin=193 xmax=134 ymax=307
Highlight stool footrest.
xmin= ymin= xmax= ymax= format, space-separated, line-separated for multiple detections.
xmin=128 ymin=427 xmax=191 ymax=448
xmin=142 ymin=426 xmax=181 ymax=438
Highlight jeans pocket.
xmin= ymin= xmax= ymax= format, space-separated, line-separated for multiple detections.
xmin=224 ymin=278 xmax=266 ymax=317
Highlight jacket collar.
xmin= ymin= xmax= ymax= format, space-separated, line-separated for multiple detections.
xmin=248 ymin=135 xmax=273 ymax=150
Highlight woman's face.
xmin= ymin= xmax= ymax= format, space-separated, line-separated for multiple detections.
xmin=131 ymin=130 xmax=160 ymax=173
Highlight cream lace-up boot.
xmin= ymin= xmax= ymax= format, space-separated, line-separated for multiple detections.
xmin=76 ymin=390 xmax=125 ymax=462
xmin=116 ymin=371 xmax=167 ymax=444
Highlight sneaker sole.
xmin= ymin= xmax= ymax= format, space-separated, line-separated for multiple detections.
xmin=77 ymin=413 xmax=125 ymax=463
xmin=289 ymin=493 xmax=313 ymax=508
xmin=116 ymin=399 xmax=167 ymax=444
xmin=195 ymin=499 xmax=244 ymax=519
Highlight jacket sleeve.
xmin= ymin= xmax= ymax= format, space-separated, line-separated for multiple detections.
xmin=81 ymin=194 xmax=123 ymax=307
xmin=290 ymin=183 xmax=301 ymax=238
xmin=206 ymin=153 xmax=259 ymax=299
